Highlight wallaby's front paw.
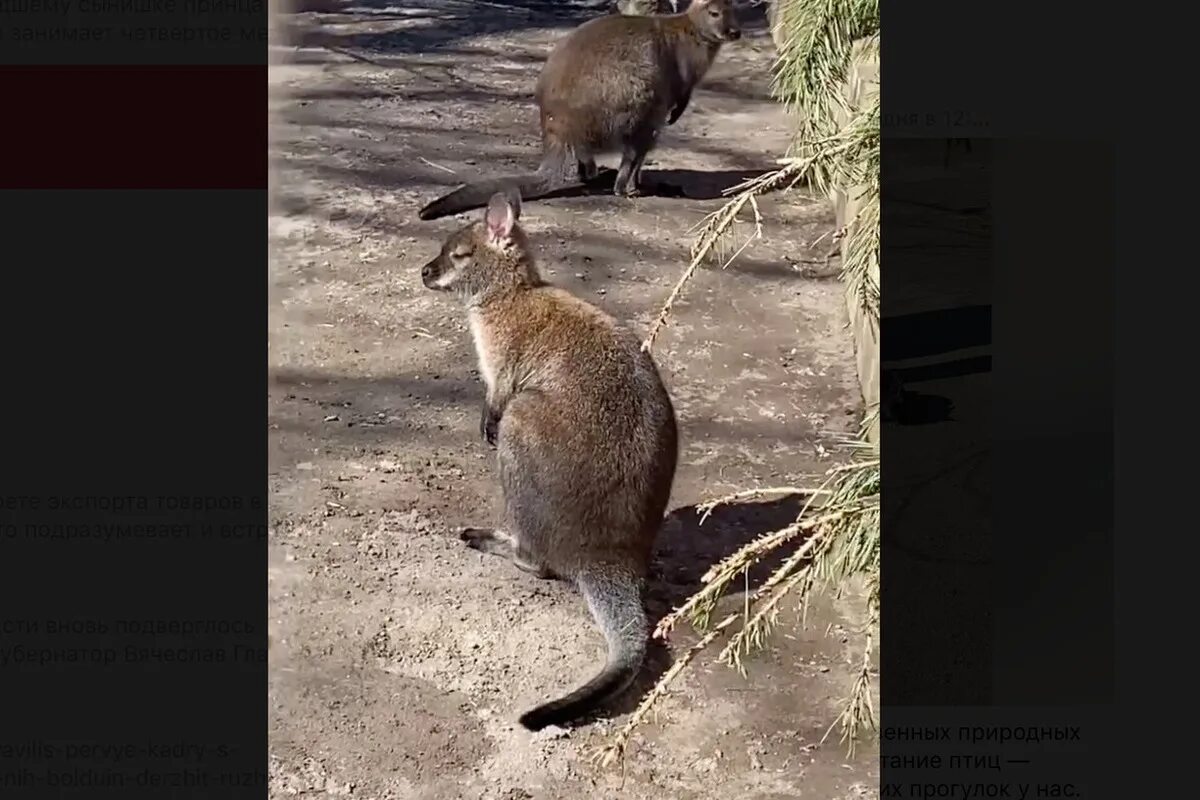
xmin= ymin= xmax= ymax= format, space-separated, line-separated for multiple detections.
xmin=480 ymin=405 xmax=500 ymax=447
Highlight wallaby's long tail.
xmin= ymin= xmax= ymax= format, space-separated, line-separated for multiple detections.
xmin=417 ymin=142 xmax=575 ymax=221
xmin=518 ymin=569 xmax=647 ymax=731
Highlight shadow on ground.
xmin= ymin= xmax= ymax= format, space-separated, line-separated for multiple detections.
xmin=280 ymin=0 xmax=772 ymax=60
xmin=281 ymin=0 xmax=607 ymax=59
xmin=527 ymin=165 xmax=773 ymax=202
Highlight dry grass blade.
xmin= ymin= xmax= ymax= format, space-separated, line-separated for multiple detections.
xmin=718 ymin=537 xmax=821 ymax=672
xmin=821 ymin=628 xmax=877 ymax=757
xmin=695 ymin=486 xmax=820 ymax=526
xmin=642 ymin=141 xmax=858 ymax=353
xmin=653 ymin=519 xmax=808 ymax=640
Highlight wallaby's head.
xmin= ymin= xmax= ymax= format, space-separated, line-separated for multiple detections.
xmin=687 ymin=0 xmax=741 ymax=43
xmin=421 ymin=192 xmax=539 ymax=303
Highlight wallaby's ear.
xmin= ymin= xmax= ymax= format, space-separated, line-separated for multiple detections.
xmin=484 ymin=192 xmax=518 ymax=243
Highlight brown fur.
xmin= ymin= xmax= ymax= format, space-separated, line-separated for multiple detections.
xmin=420 ymin=192 xmax=679 ymax=730
xmin=417 ymin=0 xmax=740 ymax=220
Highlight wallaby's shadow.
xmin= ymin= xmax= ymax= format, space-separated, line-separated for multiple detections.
xmin=580 ymin=494 xmax=813 ymax=724
xmin=538 ymin=166 xmax=778 ymax=203
xmin=648 ymin=495 xmax=810 ymax=616
xmin=641 ymin=167 xmax=774 ymax=200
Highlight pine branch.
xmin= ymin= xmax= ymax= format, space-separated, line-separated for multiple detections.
xmin=597 ymin=0 xmax=881 ymax=770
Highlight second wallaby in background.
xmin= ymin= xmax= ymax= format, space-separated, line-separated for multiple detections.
xmin=417 ymin=0 xmax=741 ymax=221
xmin=419 ymin=192 xmax=679 ymax=731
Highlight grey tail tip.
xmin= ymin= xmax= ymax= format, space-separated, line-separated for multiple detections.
xmin=417 ymin=201 xmax=445 ymax=221
xmin=518 ymin=705 xmax=577 ymax=732
xmin=517 ymin=710 xmax=549 ymax=732
xmin=417 ymin=189 xmax=492 ymax=222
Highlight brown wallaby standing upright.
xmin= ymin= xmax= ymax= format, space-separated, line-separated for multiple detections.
xmin=419 ymin=192 xmax=679 ymax=731
xmin=417 ymin=0 xmax=741 ymax=221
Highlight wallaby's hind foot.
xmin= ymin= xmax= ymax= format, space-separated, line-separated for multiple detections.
xmin=613 ymin=161 xmax=642 ymax=197
xmin=613 ymin=161 xmax=637 ymax=197
xmin=613 ymin=136 xmax=653 ymax=197
xmin=460 ymin=528 xmax=554 ymax=579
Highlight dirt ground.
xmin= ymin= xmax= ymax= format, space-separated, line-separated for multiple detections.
xmin=268 ymin=2 xmax=878 ymax=798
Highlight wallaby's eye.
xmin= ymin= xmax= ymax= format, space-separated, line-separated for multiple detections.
xmin=709 ymin=8 xmax=720 ymax=17
xmin=451 ymin=248 xmax=473 ymax=261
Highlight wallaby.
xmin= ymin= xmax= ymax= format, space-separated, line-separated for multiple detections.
xmin=417 ymin=0 xmax=741 ymax=221
xmin=419 ymin=192 xmax=679 ymax=731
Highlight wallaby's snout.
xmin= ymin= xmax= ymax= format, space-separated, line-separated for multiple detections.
xmin=420 ymin=257 xmax=441 ymax=289
xmin=694 ymin=0 xmax=741 ymax=43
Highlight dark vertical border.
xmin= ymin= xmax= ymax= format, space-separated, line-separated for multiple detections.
xmin=989 ymin=140 xmax=1115 ymax=705
xmin=880 ymin=1 xmax=1122 ymax=798
xmin=0 ymin=9 xmax=268 ymax=799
